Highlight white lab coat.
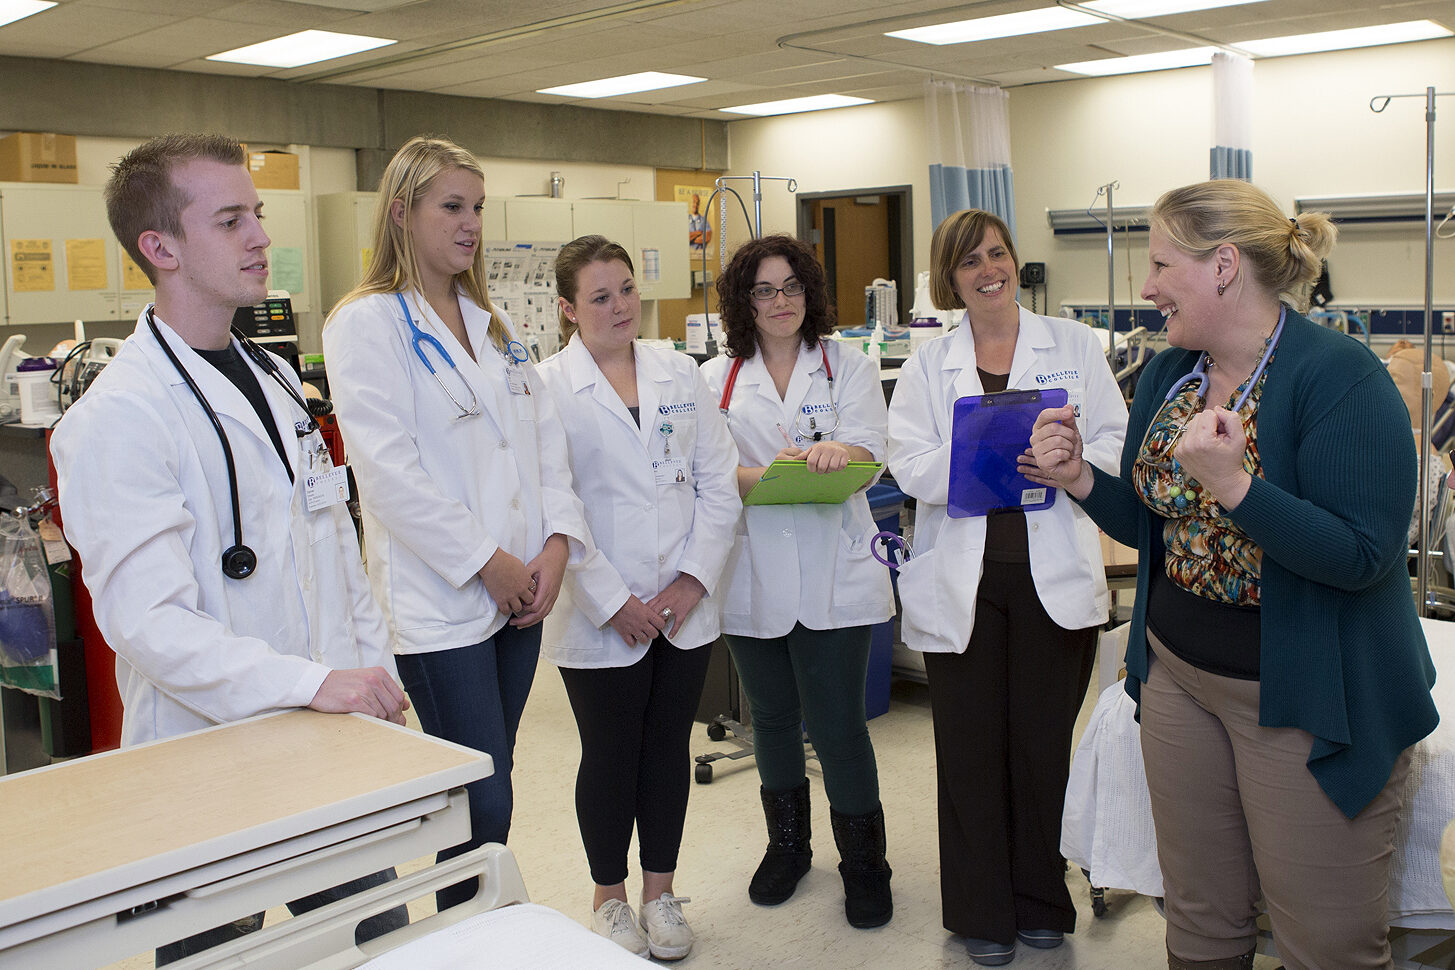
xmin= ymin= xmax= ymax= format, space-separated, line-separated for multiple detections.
xmin=535 ymin=338 xmax=741 ymax=666
xmin=323 ymin=290 xmax=588 ymax=653
xmin=50 ymin=311 xmax=393 ymax=746
xmin=887 ymin=305 xmax=1128 ymax=652
xmin=701 ymin=339 xmax=894 ymax=639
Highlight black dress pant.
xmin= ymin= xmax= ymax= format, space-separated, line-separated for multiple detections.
xmin=921 ymin=557 xmax=1097 ymax=944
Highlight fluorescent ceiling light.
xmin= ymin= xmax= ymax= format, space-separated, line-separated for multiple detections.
xmin=720 ymin=94 xmax=873 ymax=117
xmin=536 ymin=72 xmax=705 ymax=98
xmin=887 ymin=0 xmax=1267 ymax=45
xmin=1083 ymin=0 xmax=1265 ymax=18
xmin=208 ymin=30 xmax=396 ymax=68
xmin=1238 ymin=20 xmax=1452 ymax=57
xmin=0 ymin=0 xmax=55 ymax=29
xmin=1057 ymin=46 xmax=1217 ymax=76
xmin=888 ymin=8 xmax=1098 ymax=45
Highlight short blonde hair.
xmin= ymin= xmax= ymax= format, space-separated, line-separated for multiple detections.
xmin=929 ymin=209 xmax=1019 ymax=311
xmin=1151 ymin=180 xmax=1337 ymax=307
xmin=328 ymin=135 xmax=506 ymax=350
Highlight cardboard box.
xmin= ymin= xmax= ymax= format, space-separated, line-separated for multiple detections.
xmin=246 ymin=149 xmax=299 ymax=190
xmin=0 ymin=132 xmax=78 ymax=183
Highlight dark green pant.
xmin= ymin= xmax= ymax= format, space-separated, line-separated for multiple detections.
xmin=725 ymin=623 xmax=880 ymax=815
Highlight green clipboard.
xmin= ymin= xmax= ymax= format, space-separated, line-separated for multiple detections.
xmin=743 ymin=460 xmax=883 ymax=506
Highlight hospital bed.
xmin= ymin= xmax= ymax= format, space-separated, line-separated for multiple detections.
xmin=0 ymin=710 xmax=491 ymax=968
xmin=1062 ymin=617 xmax=1455 ymax=968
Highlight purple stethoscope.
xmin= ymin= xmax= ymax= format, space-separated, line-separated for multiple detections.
xmin=1162 ymin=305 xmax=1286 ymax=411
xmin=871 ymin=531 xmax=912 ymax=571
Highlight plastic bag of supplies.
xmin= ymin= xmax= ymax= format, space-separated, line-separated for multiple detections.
xmin=0 ymin=515 xmax=59 ymax=698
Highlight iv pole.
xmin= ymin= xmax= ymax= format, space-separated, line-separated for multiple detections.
xmin=1370 ymin=86 xmax=1454 ymax=617
xmin=1094 ymin=180 xmax=1120 ymax=367
xmin=715 ymin=171 xmax=799 ymax=266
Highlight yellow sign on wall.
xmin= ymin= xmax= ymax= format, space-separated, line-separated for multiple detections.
xmin=121 ymin=250 xmax=152 ymax=291
xmin=65 ymin=238 xmax=107 ymax=290
xmin=11 ymin=239 xmax=53 ymax=292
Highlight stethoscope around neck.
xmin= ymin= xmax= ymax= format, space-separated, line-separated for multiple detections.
xmin=148 ymin=307 xmax=333 ymax=580
xmin=718 ymin=342 xmax=839 ymax=441
xmin=395 ymin=292 xmax=528 ymax=420
xmin=1162 ymin=304 xmax=1287 ymax=412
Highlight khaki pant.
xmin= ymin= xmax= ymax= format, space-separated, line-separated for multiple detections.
xmin=1141 ymin=630 xmax=1410 ymax=970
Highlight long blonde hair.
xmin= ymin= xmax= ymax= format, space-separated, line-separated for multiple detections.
xmin=1151 ymin=179 xmax=1337 ymax=311
xmin=327 ymin=135 xmax=507 ymax=351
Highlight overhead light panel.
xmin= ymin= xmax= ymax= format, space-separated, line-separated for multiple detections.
xmin=885 ymin=0 xmax=1265 ymax=45
xmin=537 ymin=72 xmax=706 ymax=98
xmin=887 ymin=8 xmax=1099 ymax=45
xmin=720 ymin=95 xmax=873 ymax=117
xmin=1083 ymin=0 xmax=1265 ymax=18
xmin=0 ymin=0 xmax=55 ymax=29
xmin=1057 ymin=46 xmax=1218 ymax=76
xmin=208 ymin=30 xmax=396 ymax=68
xmin=1238 ymin=20 xmax=1451 ymax=57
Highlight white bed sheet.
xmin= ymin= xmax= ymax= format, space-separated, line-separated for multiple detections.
xmin=1062 ymin=617 xmax=1455 ymax=927
xmin=359 ymin=902 xmax=648 ymax=969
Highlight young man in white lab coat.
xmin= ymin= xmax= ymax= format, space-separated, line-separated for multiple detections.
xmin=50 ymin=133 xmax=409 ymax=964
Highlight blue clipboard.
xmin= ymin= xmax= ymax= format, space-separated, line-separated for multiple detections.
xmin=948 ymin=387 xmax=1067 ymax=518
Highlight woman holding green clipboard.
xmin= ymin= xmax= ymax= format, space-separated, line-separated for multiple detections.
xmin=701 ymin=234 xmax=896 ymax=930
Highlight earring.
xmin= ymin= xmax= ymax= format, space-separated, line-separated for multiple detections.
xmin=1216 ymin=280 xmax=1227 ymax=297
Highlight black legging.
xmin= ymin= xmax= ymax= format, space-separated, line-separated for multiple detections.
xmin=557 ymin=639 xmax=713 ymax=886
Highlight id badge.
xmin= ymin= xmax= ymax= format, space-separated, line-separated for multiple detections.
xmin=506 ymin=362 xmax=531 ymax=396
xmin=305 ymin=465 xmax=350 ymax=512
xmin=653 ymin=457 xmax=688 ymax=486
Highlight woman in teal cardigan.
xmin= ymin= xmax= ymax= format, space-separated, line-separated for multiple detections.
xmin=1028 ymin=179 xmax=1436 ymax=970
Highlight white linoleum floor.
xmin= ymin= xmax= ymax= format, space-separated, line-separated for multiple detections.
xmin=108 ymin=643 xmax=1287 ymax=970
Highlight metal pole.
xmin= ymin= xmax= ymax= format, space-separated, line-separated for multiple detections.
xmin=1106 ymin=182 xmax=1117 ymax=367
xmin=751 ymin=170 xmax=764 ymax=238
xmin=1418 ymin=86 xmax=1437 ymax=616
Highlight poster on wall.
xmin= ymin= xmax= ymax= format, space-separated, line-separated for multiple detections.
xmin=675 ymin=184 xmax=715 ymax=261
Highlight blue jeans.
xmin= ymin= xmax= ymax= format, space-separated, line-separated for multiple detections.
xmin=395 ymin=622 xmax=540 ymax=910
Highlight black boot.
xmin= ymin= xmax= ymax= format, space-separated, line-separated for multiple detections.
xmin=830 ymin=804 xmax=893 ymax=928
xmin=748 ymin=780 xmax=812 ymax=905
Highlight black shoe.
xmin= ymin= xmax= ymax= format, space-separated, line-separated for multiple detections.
xmin=748 ymin=780 xmax=812 ymax=905
xmin=830 ymin=804 xmax=893 ymax=928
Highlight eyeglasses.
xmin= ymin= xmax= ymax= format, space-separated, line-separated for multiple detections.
xmin=750 ymin=282 xmax=806 ymax=302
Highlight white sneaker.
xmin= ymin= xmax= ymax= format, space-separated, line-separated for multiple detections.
xmin=591 ymin=898 xmax=649 ymax=956
xmin=639 ymin=893 xmax=693 ymax=961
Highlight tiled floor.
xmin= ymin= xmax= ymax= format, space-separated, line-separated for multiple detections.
xmin=107 ymin=646 xmax=1286 ymax=969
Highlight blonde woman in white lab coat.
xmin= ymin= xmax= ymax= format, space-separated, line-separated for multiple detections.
xmin=701 ymin=234 xmax=896 ymax=930
xmin=887 ymin=208 xmax=1126 ymax=967
xmin=323 ymin=136 xmax=588 ymax=912
xmin=534 ymin=235 xmax=741 ymax=960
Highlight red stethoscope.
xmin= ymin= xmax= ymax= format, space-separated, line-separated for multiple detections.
xmin=717 ymin=343 xmax=839 ymax=441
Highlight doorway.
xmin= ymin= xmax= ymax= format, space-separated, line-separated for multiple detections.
xmin=797 ymin=187 xmax=912 ymax=331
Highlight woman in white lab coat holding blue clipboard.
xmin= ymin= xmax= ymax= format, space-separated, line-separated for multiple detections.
xmin=323 ymin=137 xmax=589 ymax=913
xmin=535 ymin=236 xmax=741 ymax=960
xmin=701 ymin=234 xmax=896 ymax=931
xmin=888 ymin=209 xmax=1126 ymax=967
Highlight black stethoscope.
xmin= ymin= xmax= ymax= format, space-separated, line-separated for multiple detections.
xmin=148 ymin=307 xmax=334 ymax=580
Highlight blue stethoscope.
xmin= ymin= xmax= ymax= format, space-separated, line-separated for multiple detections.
xmin=396 ymin=293 xmax=529 ymax=419
xmin=1162 ymin=305 xmax=1286 ymax=413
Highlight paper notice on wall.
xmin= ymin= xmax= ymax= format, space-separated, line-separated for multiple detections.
xmin=270 ymin=246 xmax=304 ymax=295
xmin=65 ymin=238 xmax=108 ymax=290
xmin=361 ymin=248 xmax=372 ymax=275
xmin=121 ymin=250 xmax=152 ymax=290
xmin=11 ymin=239 xmax=54 ymax=292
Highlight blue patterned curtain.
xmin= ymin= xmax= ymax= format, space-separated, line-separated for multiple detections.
xmin=925 ymin=81 xmax=1017 ymax=239
xmin=1210 ymin=52 xmax=1253 ymax=181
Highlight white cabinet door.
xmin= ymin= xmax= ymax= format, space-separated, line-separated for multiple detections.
xmin=0 ymin=183 xmax=121 ymax=325
xmin=317 ymin=191 xmax=377 ymax=313
xmin=257 ymin=189 xmax=313 ymax=314
xmin=633 ymin=201 xmax=689 ymax=301
xmin=570 ymin=201 xmax=635 ymax=250
xmin=504 ymin=198 xmax=573 ymax=241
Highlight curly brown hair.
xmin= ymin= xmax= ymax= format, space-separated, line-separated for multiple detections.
xmin=715 ymin=234 xmax=835 ymax=359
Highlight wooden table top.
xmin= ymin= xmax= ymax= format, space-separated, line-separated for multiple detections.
xmin=0 ymin=710 xmax=488 ymax=908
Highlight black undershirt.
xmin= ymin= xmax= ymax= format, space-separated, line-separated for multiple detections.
xmin=627 ymin=405 xmax=640 ymax=427
xmin=194 ymin=343 xmax=294 ymax=483
xmin=977 ymin=368 xmax=1030 ymax=563
xmin=1144 ymin=523 xmax=1262 ymax=680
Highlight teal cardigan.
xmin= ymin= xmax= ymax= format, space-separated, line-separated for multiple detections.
xmin=1080 ymin=310 xmax=1438 ymax=818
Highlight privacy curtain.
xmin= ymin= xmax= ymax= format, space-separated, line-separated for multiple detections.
xmin=925 ymin=80 xmax=1017 ymax=238
xmin=1210 ymin=52 xmax=1253 ymax=180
